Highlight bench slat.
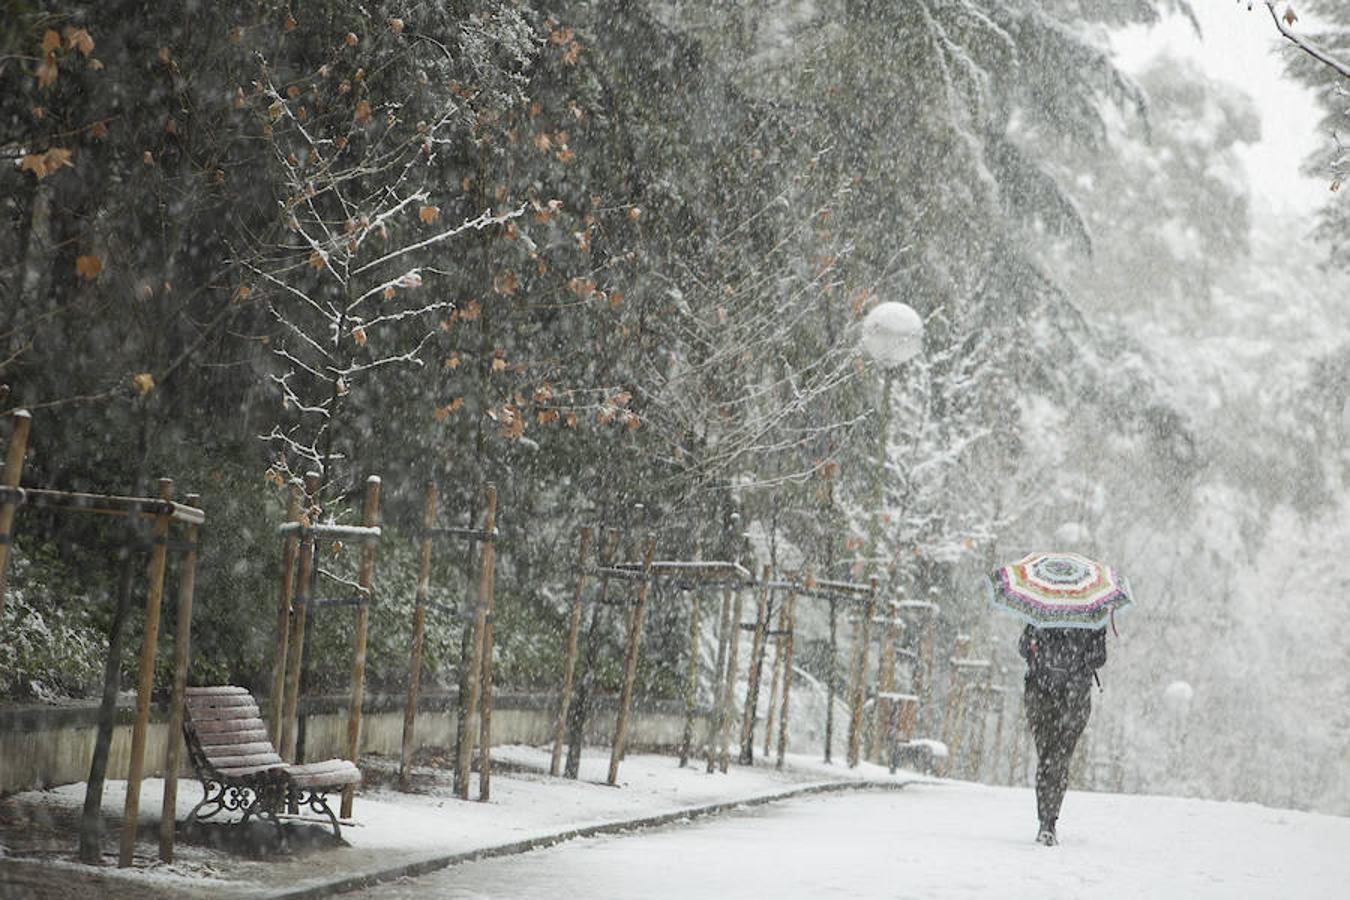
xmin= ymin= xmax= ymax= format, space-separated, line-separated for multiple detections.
xmin=212 ymin=762 xmax=287 ymax=777
xmin=199 ymin=728 xmax=271 ymax=746
xmin=195 ymin=717 xmax=266 ymax=735
xmin=189 ymin=703 xmax=262 ymax=722
xmin=185 ymin=686 xmax=249 ymax=697
xmin=199 ymin=740 xmax=276 ymax=758
xmin=209 ymin=751 xmax=284 ymax=769
xmin=290 ymin=768 xmax=361 ymax=789
xmin=186 ymin=693 xmax=255 ymax=709
xmin=286 ymin=759 xmax=354 ymax=776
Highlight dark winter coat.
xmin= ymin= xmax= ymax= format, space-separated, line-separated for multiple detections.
xmin=1017 ymin=624 xmax=1107 ymax=692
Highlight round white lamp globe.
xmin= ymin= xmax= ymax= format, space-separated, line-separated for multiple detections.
xmin=860 ymin=302 xmax=924 ymax=367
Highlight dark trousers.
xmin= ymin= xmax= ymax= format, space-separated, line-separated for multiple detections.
xmin=1024 ymin=679 xmax=1091 ymax=827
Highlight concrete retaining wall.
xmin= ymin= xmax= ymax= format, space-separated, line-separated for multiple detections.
xmin=0 ymin=692 xmax=705 ymax=795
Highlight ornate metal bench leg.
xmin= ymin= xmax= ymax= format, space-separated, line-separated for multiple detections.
xmin=301 ymin=789 xmax=344 ymax=842
xmin=186 ymin=779 xmax=226 ymax=828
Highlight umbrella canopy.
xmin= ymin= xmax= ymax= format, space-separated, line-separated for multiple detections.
xmin=987 ymin=551 xmax=1132 ymax=629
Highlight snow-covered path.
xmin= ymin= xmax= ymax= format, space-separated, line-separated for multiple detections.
xmin=356 ymin=781 xmax=1350 ymax=899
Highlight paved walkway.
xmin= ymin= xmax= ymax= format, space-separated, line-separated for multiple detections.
xmin=0 ymin=747 xmax=921 ymax=898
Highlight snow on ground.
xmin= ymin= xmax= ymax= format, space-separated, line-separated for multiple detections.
xmin=357 ymin=780 xmax=1350 ymax=900
xmin=1 ymin=747 xmax=918 ymax=897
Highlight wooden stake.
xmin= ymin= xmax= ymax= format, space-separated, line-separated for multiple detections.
xmin=477 ymin=490 xmax=498 ymax=802
xmin=269 ymin=482 xmax=303 ymax=743
xmin=0 ymin=410 xmax=31 ymax=622
xmin=280 ymin=473 xmax=320 ymax=760
xmin=159 ymin=493 xmax=200 ymax=862
xmin=400 ymin=482 xmax=438 ymax=790
xmin=941 ymin=635 xmax=972 ymax=754
xmin=565 ymin=529 xmax=618 ymax=779
xmin=870 ymin=614 xmax=901 ymax=762
xmin=738 ymin=567 xmax=772 ymax=765
xmin=719 ymin=586 xmax=744 ymax=773
xmin=341 ymin=476 xmax=382 ymax=819
xmin=551 ymin=527 xmax=592 ymax=776
xmin=456 ymin=484 xmax=497 ymax=799
xmin=678 ymin=588 xmax=701 ymax=767
xmin=846 ymin=577 xmax=879 ymax=768
xmin=776 ymin=589 xmax=797 ymax=769
xmin=762 ymin=604 xmax=786 ymax=759
xmin=119 ymin=478 xmax=173 ymax=868
xmin=705 ymin=587 xmax=734 ymax=774
xmin=607 ymin=533 xmax=656 ymax=786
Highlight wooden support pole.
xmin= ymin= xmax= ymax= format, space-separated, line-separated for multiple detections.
xmin=775 ymin=589 xmax=797 ymax=770
xmin=477 ymin=488 xmax=499 ymax=802
xmin=551 ymin=527 xmax=592 ymax=776
xmin=941 ymin=635 xmax=972 ymax=754
xmin=279 ymin=477 xmax=320 ymax=762
xmin=565 ymin=529 xmax=618 ymax=779
xmin=870 ymin=615 xmax=901 ymax=762
xmin=738 ymin=567 xmax=772 ymax=766
xmin=269 ymin=482 xmax=303 ymax=743
xmin=341 ymin=476 xmax=382 ymax=819
xmin=456 ymin=484 xmax=497 ymax=800
xmin=607 ymin=533 xmax=656 ymax=786
xmin=678 ymin=588 xmax=701 ymax=768
xmin=762 ymin=600 xmax=787 ymax=759
xmin=705 ymin=587 xmax=734 ymax=773
xmin=159 ymin=492 xmax=200 ymax=862
xmin=119 ymin=478 xmax=173 ymax=868
xmin=824 ymin=595 xmax=837 ymax=763
xmin=846 ymin=577 xmax=879 ymax=768
xmin=400 ymin=482 xmax=438 ymax=790
xmin=719 ymin=586 xmax=744 ymax=773
xmin=0 ymin=410 xmax=31 ymax=622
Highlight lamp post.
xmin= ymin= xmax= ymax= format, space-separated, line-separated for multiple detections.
xmin=847 ymin=301 xmax=924 ymax=766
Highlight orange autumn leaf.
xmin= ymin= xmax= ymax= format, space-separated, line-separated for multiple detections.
xmin=308 ymin=250 xmax=326 ymax=270
xmin=75 ymin=254 xmax=103 ymax=280
xmin=284 ymin=12 xmax=297 ymax=32
xmin=36 ymin=57 xmax=58 ymax=88
xmin=351 ymin=325 xmax=367 ymax=346
xmin=354 ymin=99 xmax=372 ymax=125
xmin=432 ymin=404 xmax=451 ymax=423
xmin=389 ymin=18 xmax=404 ymax=34
xmin=66 ymin=28 xmax=95 ymax=56
xmin=131 ymin=372 xmax=156 ymax=395
xmin=444 ymin=353 xmax=462 ymax=370
xmin=491 ymin=354 xmax=507 ymax=373
xmin=564 ymin=412 xmax=578 ymax=428
xmin=21 ymin=147 xmax=73 ymax=179
xmin=418 ymin=205 xmax=440 ymax=224
xmin=537 ymin=408 xmax=560 ymax=425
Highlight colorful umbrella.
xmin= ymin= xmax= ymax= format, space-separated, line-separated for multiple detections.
xmin=987 ymin=551 xmax=1133 ymax=629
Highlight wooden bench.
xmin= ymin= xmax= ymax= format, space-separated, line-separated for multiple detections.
xmin=182 ymin=686 xmax=361 ymax=843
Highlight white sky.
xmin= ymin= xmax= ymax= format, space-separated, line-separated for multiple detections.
xmin=1112 ymin=1 xmax=1331 ymax=220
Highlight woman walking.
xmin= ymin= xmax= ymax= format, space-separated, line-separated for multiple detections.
xmin=1018 ymin=623 xmax=1107 ymax=846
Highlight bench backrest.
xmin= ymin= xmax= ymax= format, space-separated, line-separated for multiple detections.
xmin=183 ymin=686 xmax=284 ymax=779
